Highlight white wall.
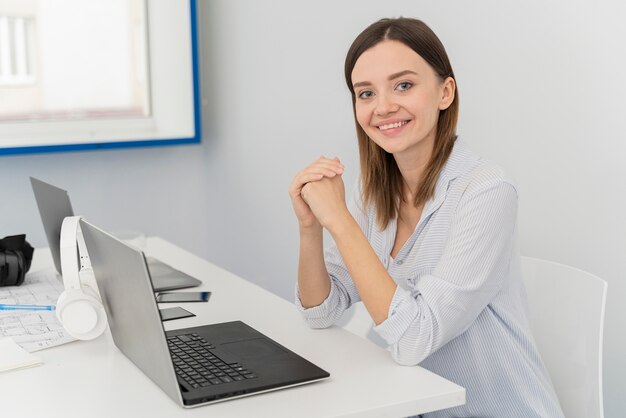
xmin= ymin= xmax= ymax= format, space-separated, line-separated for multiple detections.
xmin=0 ymin=0 xmax=623 ymax=415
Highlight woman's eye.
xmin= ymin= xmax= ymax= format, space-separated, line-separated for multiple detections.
xmin=358 ymin=90 xmax=374 ymax=100
xmin=397 ymin=81 xmax=412 ymax=91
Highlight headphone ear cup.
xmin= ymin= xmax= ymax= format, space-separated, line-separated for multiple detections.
xmin=0 ymin=251 xmax=7 ymax=285
xmin=14 ymin=250 xmax=25 ymax=286
xmin=56 ymin=283 xmax=107 ymax=340
xmin=0 ymin=250 xmax=25 ymax=286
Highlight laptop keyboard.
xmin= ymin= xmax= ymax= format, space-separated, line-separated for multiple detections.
xmin=167 ymin=333 xmax=258 ymax=389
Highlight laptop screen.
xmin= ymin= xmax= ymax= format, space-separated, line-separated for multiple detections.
xmin=30 ymin=177 xmax=75 ymax=275
xmin=79 ymin=219 xmax=183 ymax=405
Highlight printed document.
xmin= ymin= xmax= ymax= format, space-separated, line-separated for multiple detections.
xmin=0 ymin=268 xmax=76 ymax=352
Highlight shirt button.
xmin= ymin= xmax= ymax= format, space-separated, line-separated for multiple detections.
xmin=397 ymin=260 xmax=403 ymax=265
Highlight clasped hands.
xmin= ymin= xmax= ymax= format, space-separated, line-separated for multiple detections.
xmin=289 ymin=156 xmax=350 ymax=232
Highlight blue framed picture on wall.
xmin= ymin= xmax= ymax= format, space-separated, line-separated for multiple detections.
xmin=0 ymin=0 xmax=201 ymax=156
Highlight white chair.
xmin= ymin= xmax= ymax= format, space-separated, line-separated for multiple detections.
xmin=337 ymin=302 xmax=376 ymax=347
xmin=521 ymin=256 xmax=607 ymax=418
xmin=339 ymin=256 xmax=608 ymax=418
xmin=336 ymin=301 xmax=382 ymax=346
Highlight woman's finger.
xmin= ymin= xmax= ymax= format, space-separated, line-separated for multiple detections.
xmin=312 ymin=158 xmax=344 ymax=172
xmin=289 ymin=157 xmax=345 ymax=198
xmin=289 ymin=172 xmax=323 ymax=197
xmin=304 ymin=161 xmax=344 ymax=177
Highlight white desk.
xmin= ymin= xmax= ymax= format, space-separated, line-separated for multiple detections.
xmin=0 ymin=237 xmax=465 ymax=417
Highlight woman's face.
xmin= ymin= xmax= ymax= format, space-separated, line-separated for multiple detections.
xmin=351 ymin=40 xmax=454 ymax=158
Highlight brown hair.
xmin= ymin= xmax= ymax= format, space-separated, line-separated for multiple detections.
xmin=344 ymin=18 xmax=459 ymax=229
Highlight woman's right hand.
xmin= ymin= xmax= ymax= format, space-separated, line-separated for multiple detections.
xmin=289 ymin=156 xmax=344 ymax=229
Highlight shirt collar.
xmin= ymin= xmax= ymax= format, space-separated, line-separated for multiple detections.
xmin=422 ymin=137 xmax=480 ymax=218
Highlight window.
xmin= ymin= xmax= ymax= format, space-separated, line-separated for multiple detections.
xmin=0 ymin=0 xmax=200 ymax=155
xmin=0 ymin=15 xmax=36 ymax=86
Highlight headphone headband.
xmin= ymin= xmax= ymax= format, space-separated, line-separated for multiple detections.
xmin=60 ymin=216 xmax=82 ymax=291
xmin=57 ymin=215 xmax=107 ymax=340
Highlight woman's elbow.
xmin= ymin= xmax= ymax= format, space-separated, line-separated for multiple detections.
xmin=389 ymin=340 xmax=431 ymax=366
xmin=305 ymin=319 xmax=334 ymax=329
xmin=390 ymin=351 xmax=422 ymax=366
xmin=301 ymin=312 xmax=342 ymax=329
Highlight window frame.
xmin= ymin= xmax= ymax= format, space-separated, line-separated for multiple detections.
xmin=0 ymin=0 xmax=201 ymax=156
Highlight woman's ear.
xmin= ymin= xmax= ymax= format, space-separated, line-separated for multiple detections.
xmin=439 ymin=77 xmax=456 ymax=110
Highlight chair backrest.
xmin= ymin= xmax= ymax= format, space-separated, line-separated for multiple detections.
xmin=521 ymin=256 xmax=607 ymax=418
xmin=336 ymin=301 xmax=386 ymax=348
xmin=338 ymin=256 xmax=608 ymax=417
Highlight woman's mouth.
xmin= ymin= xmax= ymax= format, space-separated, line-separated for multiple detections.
xmin=376 ymin=120 xmax=410 ymax=135
xmin=378 ymin=120 xmax=408 ymax=131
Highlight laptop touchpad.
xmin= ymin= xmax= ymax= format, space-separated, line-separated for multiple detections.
xmin=222 ymin=338 xmax=286 ymax=360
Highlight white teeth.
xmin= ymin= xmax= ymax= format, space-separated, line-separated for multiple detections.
xmin=379 ymin=121 xmax=407 ymax=130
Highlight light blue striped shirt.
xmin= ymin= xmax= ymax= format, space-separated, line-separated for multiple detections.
xmin=295 ymin=139 xmax=564 ymax=417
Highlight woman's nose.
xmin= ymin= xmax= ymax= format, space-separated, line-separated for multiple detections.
xmin=374 ymin=93 xmax=399 ymax=116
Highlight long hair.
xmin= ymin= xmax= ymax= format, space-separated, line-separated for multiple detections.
xmin=344 ymin=18 xmax=459 ymax=229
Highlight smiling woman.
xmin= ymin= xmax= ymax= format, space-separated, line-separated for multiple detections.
xmin=350 ymin=39 xmax=456 ymax=229
xmin=289 ymin=17 xmax=565 ymax=418
xmin=0 ymin=0 xmax=200 ymax=155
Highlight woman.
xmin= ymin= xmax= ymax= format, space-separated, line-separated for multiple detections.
xmin=288 ymin=17 xmax=563 ymax=417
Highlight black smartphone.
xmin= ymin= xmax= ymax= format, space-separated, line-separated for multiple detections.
xmin=159 ymin=307 xmax=195 ymax=321
xmin=156 ymin=291 xmax=211 ymax=303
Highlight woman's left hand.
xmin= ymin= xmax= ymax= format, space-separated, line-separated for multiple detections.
xmin=300 ymin=172 xmax=350 ymax=232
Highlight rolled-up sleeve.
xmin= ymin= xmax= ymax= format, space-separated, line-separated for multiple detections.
xmin=374 ymin=179 xmax=518 ymax=366
xmin=295 ymin=276 xmax=348 ymax=328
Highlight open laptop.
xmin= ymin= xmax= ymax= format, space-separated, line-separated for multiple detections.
xmin=30 ymin=176 xmax=202 ymax=292
xmin=79 ymin=219 xmax=329 ymax=406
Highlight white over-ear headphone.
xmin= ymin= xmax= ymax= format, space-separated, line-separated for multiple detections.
xmin=56 ymin=216 xmax=107 ymax=340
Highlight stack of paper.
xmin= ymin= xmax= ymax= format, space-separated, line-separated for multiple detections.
xmin=0 ymin=268 xmax=76 ymax=352
xmin=0 ymin=337 xmax=42 ymax=372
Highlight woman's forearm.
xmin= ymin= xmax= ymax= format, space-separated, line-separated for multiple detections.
xmin=297 ymin=225 xmax=331 ymax=308
xmin=328 ymin=213 xmax=397 ymax=325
